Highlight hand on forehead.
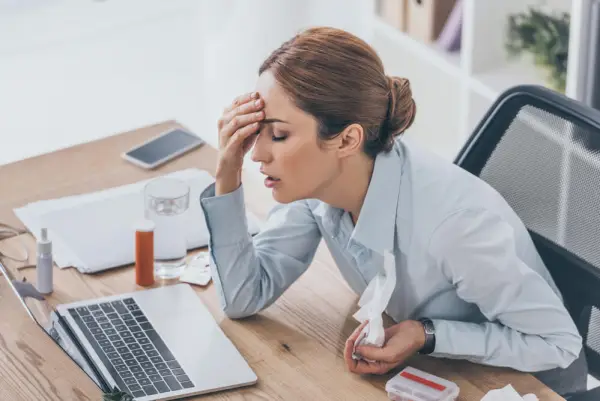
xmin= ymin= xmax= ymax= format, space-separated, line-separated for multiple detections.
xmin=255 ymin=71 xmax=293 ymax=123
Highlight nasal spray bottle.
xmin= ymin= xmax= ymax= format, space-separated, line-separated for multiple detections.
xmin=36 ymin=228 xmax=53 ymax=294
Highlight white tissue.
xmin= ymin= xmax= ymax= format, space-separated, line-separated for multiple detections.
xmin=480 ymin=385 xmax=538 ymax=401
xmin=352 ymin=250 xmax=396 ymax=360
xmin=179 ymin=252 xmax=212 ymax=286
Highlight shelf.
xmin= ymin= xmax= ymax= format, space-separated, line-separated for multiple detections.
xmin=469 ymin=58 xmax=551 ymax=101
xmin=371 ymin=0 xmax=584 ymax=178
xmin=373 ymin=17 xmax=462 ymax=79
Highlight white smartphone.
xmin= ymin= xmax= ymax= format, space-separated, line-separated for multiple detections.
xmin=121 ymin=127 xmax=205 ymax=169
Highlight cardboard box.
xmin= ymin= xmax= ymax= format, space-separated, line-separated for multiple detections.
xmin=379 ymin=0 xmax=408 ymax=31
xmin=406 ymin=0 xmax=457 ymax=43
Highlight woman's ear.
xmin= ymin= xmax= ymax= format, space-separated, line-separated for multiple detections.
xmin=337 ymin=123 xmax=364 ymax=157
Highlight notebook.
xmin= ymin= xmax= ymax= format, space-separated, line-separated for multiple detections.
xmin=14 ymin=168 xmax=262 ymax=273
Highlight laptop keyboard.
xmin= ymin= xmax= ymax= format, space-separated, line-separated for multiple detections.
xmin=68 ymin=297 xmax=194 ymax=398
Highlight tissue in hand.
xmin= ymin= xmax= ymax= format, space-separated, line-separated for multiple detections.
xmin=352 ymin=250 xmax=396 ymax=359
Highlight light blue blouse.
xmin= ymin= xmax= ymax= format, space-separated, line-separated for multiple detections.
xmin=199 ymin=137 xmax=582 ymax=375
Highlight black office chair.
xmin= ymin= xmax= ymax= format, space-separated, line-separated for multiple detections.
xmin=454 ymin=85 xmax=600 ymax=400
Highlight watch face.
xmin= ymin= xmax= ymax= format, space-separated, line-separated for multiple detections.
xmin=421 ymin=319 xmax=435 ymax=335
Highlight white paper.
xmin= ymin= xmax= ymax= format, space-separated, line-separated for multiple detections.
xmin=14 ymin=168 xmax=262 ymax=273
xmin=352 ymin=250 xmax=396 ymax=359
xmin=481 ymin=385 xmax=538 ymax=401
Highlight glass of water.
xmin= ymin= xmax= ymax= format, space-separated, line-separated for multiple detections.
xmin=144 ymin=177 xmax=190 ymax=279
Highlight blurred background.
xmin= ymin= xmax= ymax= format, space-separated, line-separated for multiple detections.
xmin=0 ymin=0 xmax=596 ymax=169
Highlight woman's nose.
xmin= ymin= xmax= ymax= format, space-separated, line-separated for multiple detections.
xmin=251 ymin=133 xmax=271 ymax=163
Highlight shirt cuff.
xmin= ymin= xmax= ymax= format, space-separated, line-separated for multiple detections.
xmin=199 ymin=182 xmax=250 ymax=247
xmin=430 ymin=319 xmax=485 ymax=360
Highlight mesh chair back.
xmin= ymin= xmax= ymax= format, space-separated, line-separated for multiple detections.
xmin=455 ymin=85 xmax=600 ymax=379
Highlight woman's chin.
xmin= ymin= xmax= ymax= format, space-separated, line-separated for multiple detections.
xmin=271 ymin=188 xmax=287 ymax=203
xmin=271 ymin=187 xmax=296 ymax=204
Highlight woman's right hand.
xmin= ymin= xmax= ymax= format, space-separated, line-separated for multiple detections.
xmin=215 ymin=92 xmax=265 ymax=195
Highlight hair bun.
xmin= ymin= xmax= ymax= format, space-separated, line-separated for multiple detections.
xmin=385 ymin=76 xmax=417 ymax=138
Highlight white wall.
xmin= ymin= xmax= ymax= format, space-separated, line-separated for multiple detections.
xmin=0 ymin=0 xmax=203 ymax=165
xmin=200 ymin=0 xmax=376 ymax=171
xmin=0 ymin=0 xmax=375 ymax=167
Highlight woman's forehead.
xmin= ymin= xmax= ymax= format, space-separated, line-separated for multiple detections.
xmin=256 ymin=71 xmax=318 ymax=130
xmin=256 ymin=73 xmax=288 ymax=106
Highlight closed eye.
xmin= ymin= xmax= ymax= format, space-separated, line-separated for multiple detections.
xmin=260 ymin=122 xmax=289 ymax=142
xmin=271 ymin=130 xmax=289 ymax=142
xmin=271 ymin=135 xmax=287 ymax=142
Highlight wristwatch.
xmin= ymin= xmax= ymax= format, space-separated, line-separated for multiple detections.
xmin=418 ymin=318 xmax=436 ymax=355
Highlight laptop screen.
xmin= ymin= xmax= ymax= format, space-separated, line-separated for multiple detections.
xmin=0 ymin=260 xmax=104 ymax=389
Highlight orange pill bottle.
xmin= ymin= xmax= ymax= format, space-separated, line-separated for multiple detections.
xmin=134 ymin=219 xmax=155 ymax=286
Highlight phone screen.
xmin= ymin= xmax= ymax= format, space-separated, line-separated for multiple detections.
xmin=125 ymin=129 xmax=204 ymax=165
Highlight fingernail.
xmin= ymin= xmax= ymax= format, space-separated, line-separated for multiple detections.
xmin=255 ymin=99 xmax=261 ymax=106
xmin=251 ymin=92 xmax=258 ymax=99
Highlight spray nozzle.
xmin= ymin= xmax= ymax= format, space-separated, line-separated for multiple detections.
xmin=37 ymin=228 xmax=52 ymax=254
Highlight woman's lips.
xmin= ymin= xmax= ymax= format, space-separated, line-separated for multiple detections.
xmin=264 ymin=176 xmax=281 ymax=188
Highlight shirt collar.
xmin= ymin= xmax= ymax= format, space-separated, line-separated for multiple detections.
xmin=313 ymin=201 xmax=344 ymax=237
xmin=350 ymin=142 xmax=403 ymax=253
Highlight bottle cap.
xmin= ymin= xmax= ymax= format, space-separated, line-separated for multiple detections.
xmin=134 ymin=219 xmax=155 ymax=232
xmin=37 ymin=228 xmax=52 ymax=254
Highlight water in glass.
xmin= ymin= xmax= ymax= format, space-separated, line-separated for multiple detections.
xmin=144 ymin=177 xmax=190 ymax=279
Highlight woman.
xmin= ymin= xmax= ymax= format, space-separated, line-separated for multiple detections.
xmin=199 ymin=27 xmax=587 ymax=395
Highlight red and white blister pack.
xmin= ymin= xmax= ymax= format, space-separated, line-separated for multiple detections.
xmin=386 ymin=367 xmax=460 ymax=401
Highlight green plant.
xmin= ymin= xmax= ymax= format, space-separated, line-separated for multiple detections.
xmin=505 ymin=7 xmax=570 ymax=92
xmin=102 ymin=388 xmax=133 ymax=401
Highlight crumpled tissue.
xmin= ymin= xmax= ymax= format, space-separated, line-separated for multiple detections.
xmin=481 ymin=385 xmax=538 ymax=401
xmin=352 ymin=250 xmax=396 ymax=360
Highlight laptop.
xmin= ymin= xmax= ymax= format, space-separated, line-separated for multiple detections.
xmin=0 ymin=261 xmax=257 ymax=400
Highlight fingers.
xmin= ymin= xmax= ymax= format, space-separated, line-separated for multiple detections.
xmin=349 ymin=320 xmax=369 ymax=345
xmin=224 ymin=92 xmax=258 ymax=114
xmin=229 ymin=121 xmax=261 ymax=148
xmin=221 ymin=110 xmax=265 ymax=141
xmin=344 ymin=321 xmax=369 ymax=373
xmin=219 ymin=97 xmax=264 ymax=130
xmin=345 ymin=341 xmax=395 ymax=375
xmin=345 ymin=321 xmax=408 ymax=376
xmin=354 ymin=344 xmax=396 ymax=363
xmin=216 ymin=92 xmax=264 ymax=172
xmin=351 ymin=359 xmax=395 ymax=375
xmin=344 ymin=322 xmax=397 ymax=375
xmin=241 ymin=131 xmax=259 ymax=154
xmin=343 ymin=335 xmax=358 ymax=372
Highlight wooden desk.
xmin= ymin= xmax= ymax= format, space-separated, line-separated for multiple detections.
xmin=0 ymin=121 xmax=564 ymax=400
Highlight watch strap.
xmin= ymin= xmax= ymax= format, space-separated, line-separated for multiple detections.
xmin=418 ymin=318 xmax=436 ymax=355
